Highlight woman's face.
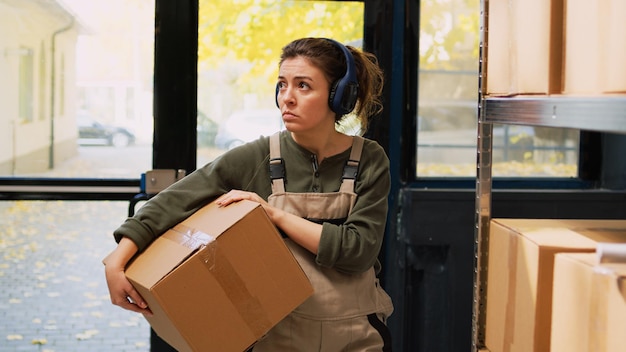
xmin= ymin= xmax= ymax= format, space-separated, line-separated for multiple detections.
xmin=276 ymin=56 xmax=335 ymax=134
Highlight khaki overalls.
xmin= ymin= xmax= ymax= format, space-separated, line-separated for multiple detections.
xmin=252 ymin=133 xmax=394 ymax=352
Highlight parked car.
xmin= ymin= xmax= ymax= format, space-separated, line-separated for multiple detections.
xmin=215 ymin=109 xmax=283 ymax=150
xmin=77 ymin=113 xmax=136 ymax=147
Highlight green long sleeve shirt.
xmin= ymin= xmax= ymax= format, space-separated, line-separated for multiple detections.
xmin=114 ymin=131 xmax=390 ymax=274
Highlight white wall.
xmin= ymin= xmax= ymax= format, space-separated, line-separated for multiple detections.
xmin=0 ymin=1 xmax=79 ymax=173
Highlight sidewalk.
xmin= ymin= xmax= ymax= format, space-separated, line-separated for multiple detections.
xmin=0 ymin=200 xmax=150 ymax=352
xmin=0 ymin=144 xmax=227 ymax=351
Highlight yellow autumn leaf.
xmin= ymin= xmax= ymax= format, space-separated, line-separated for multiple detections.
xmin=76 ymin=329 xmax=99 ymax=340
xmin=32 ymin=338 xmax=48 ymax=345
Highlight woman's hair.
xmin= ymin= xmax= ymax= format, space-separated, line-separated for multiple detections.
xmin=279 ymin=37 xmax=384 ymax=132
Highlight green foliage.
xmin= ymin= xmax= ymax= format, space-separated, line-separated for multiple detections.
xmin=198 ymin=0 xmax=364 ymax=93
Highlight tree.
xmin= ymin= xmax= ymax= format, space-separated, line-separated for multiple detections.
xmin=419 ymin=0 xmax=479 ymax=71
xmin=198 ymin=0 xmax=364 ymax=94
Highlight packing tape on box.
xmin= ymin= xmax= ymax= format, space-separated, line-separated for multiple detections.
xmin=165 ymin=224 xmax=215 ymax=249
xmin=596 ymin=243 xmax=626 ymax=264
xmin=201 ymin=242 xmax=273 ymax=338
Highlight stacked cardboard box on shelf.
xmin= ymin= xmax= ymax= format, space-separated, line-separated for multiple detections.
xmin=551 ymin=252 xmax=626 ymax=352
xmin=125 ymin=199 xmax=313 ymax=352
xmin=486 ymin=0 xmax=564 ymax=96
xmin=486 ymin=0 xmax=626 ymax=96
xmin=484 ymin=219 xmax=626 ymax=352
xmin=563 ymin=0 xmax=626 ymax=94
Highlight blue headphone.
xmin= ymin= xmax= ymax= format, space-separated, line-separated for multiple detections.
xmin=276 ymin=38 xmax=359 ymax=116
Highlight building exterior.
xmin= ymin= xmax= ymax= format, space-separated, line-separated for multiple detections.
xmin=0 ymin=0 xmax=80 ymax=174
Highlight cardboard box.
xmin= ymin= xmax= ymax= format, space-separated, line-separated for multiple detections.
xmin=484 ymin=219 xmax=626 ymax=352
xmin=125 ymin=199 xmax=313 ymax=352
xmin=486 ymin=0 xmax=564 ymax=96
xmin=563 ymin=0 xmax=626 ymax=94
xmin=551 ymin=252 xmax=626 ymax=352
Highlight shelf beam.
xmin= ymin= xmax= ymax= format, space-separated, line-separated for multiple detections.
xmin=483 ymin=96 xmax=626 ymax=134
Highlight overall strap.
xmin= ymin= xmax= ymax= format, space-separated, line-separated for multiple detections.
xmin=269 ymin=132 xmax=285 ymax=194
xmin=339 ymin=135 xmax=364 ymax=193
xmin=269 ymin=133 xmax=365 ymax=194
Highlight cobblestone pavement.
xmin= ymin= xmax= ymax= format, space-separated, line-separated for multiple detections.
xmin=0 ymin=200 xmax=150 ymax=352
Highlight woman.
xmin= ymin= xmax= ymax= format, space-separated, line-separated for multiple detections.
xmin=104 ymin=37 xmax=393 ymax=351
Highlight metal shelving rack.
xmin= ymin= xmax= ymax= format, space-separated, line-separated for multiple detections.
xmin=471 ymin=1 xmax=626 ymax=351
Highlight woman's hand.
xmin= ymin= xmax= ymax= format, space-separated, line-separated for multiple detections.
xmin=216 ymin=190 xmax=279 ymax=219
xmin=103 ymin=237 xmax=152 ymax=316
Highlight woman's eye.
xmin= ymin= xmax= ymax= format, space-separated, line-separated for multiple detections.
xmin=298 ymin=82 xmax=309 ymax=89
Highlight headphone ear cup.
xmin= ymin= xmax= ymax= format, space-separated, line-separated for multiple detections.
xmin=328 ymin=80 xmax=339 ymax=112
xmin=329 ymin=79 xmax=358 ymax=115
xmin=323 ymin=39 xmax=358 ymax=115
xmin=339 ymin=82 xmax=358 ymax=114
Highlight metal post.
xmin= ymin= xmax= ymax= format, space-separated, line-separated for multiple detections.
xmin=472 ymin=1 xmax=491 ymax=351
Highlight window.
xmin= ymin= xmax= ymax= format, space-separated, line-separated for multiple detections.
xmin=1 ymin=2 xmax=156 ymax=348
xmin=60 ymin=54 xmax=66 ymax=116
xmin=416 ymin=0 xmax=579 ymax=178
xmin=196 ymin=0 xmax=365 ymax=166
xmin=38 ymin=41 xmax=47 ymax=122
xmin=18 ymin=47 xmax=34 ymax=123
xmin=0 ymin=0 xmax=154 ymax=178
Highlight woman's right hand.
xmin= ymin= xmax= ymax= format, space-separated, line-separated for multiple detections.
xmin=103 ymin=237 xmax=152 ymax=316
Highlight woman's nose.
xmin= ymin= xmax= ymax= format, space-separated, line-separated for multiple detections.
xmin=279 ymin=87 xmax=295 ymax=106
